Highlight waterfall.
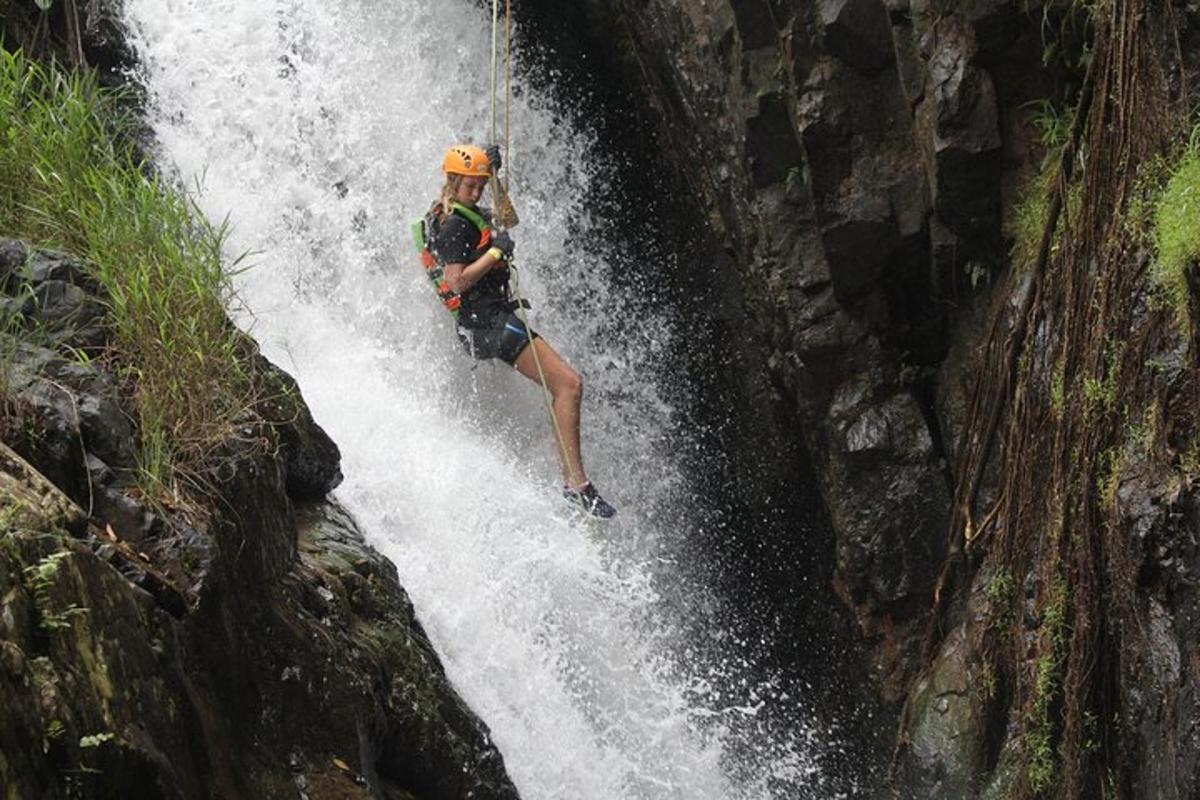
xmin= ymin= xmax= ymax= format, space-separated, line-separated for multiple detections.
xmin=122 ymin=1 xmax=848 ymax=797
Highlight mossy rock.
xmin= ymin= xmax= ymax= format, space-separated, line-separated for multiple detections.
xmin=902 ymin=625 xmax=989 ymax=798
xmin=0 ymin=441 xmax=86 ymax=536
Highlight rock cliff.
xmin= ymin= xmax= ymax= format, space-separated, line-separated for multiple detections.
xmin=559 ymin=0 xmax=1064 ymax=701
xmin=532 ymin=0 xmax=1200 ymax=796
xmin=0 ymin=239 xmax=519 ymax=799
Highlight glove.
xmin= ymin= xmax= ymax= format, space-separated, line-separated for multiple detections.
xmin=490 ymin=230 xmax=515 ymax=260
xmin=485 ymin=143 xmax=502 ymax=173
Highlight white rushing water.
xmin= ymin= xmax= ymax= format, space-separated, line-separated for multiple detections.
xmin=123 ymin=1 xmax=842 ymax=797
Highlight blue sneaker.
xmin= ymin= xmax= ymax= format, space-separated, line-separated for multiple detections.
xmin=562 ymin=482 xmax=617 ymax=519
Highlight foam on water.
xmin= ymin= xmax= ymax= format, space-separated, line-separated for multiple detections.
xmin=122 ymin=1 xmax=839 ymax=796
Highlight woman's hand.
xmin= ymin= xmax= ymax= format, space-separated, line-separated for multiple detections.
xmin=486 ymin=144 xmax=502 ymax=172
xmin=490 ymin=230 xmax=515 ymax=261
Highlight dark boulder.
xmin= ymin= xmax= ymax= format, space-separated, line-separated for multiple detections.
xmin=3 ymin=341 xmax=137 ymax=504
xmin=821 ymin=192 xmax=900 ymax=301
xmin=22 ymin=248 xmax=98 ymax=290
xmin=731 ymin=0 xmax=778 ymax=48
xmin=0 ymin=240 xmax=28 ymax=287
xmin=819 ymin=0 xmax=895 ymax=73
xmin=915 ymin=15 xmax=1002 ymax=240
xmin=252 ymin=353 xmax=344 ymax=501
xmin=747 ymin=90 xmax=806 ymax=187
xmin=0 ymin=243 xmax=108 ymax=349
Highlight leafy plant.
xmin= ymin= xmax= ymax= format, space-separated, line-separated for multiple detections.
xmin=22 ymin=549 xmax=88 ymax=631
xmin=1007 ymin=171 xmax=1054 ymax=275
xmin=1027 ymin=100 xmax=1076 ymax=153
xmin=986 ymin=566 xmax=1015 ymax=605
xmin=1049 ymin=357 xmax=1066 ymax=415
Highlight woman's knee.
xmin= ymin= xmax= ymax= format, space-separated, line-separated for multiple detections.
xmin=554 ymin=365 xmax=583 ymax=401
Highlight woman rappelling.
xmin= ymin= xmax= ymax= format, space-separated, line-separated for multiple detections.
xmin=414 ymin=143 xmax=617 ymax=519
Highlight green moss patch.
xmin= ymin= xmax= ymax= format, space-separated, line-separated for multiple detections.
xmin=1151 ymin=130 xmax=1200 ymax=332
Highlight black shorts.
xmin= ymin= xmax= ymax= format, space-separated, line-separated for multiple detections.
xmin=458 ymin=311 xmax=537 ymax=366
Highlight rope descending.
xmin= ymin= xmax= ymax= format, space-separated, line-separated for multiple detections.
xmin=489 ymin=0 xmax=589 ymax=501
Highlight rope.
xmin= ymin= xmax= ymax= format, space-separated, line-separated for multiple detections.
xmin=490 ymin=0 xmax=499 ymax=144
xmin=489 ymin=0 xmax=589 ymax=499
xmin=504 ymin=0 xmax=512 ymax=198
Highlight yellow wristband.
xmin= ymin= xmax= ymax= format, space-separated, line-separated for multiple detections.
xmin=487 ymin=246 xmax=504 ymax=261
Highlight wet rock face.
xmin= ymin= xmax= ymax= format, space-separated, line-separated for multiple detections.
xmin=0 ymin=240 xmax=342 ymax=526
xmin=0 ymin=462 xmax=518 ymax=800
xmin=577 ymin=2 xmax=1200 ymax=794
xmin=900 ymin=624 xmax=988 ymax=797
xmin=0 ymin=0 xmax=134 ymax=85
xmin=0 ymin=488 xmax=207 ymax=800
xmin=1117 ymin=460 xmax=1200 ymax=800
xmin=0 ymin=242 xmax=519 ymax=799
xmin=290 ymin=504 xmax=518 ymax=800
xmin=914 ymin=10 xmax=1003 ymax=242
xmin=568 ymin=0 xmax=1039 ymax=697
xmin=819 ymin=0 xmax=895 ymax=73
xmin=253 ymin=352 xmax=345 ymax=500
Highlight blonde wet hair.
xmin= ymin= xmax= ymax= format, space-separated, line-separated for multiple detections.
xmin=436 ymin=174 xmax=463 ymax=221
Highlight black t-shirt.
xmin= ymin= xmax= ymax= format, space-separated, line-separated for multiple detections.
xmin=431 ymin=212 xmax=484 ymax=264
xmin=430 ymin=206 xmax=510 ymax=325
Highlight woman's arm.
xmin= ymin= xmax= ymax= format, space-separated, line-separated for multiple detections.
xmin=444 ymin=247 xmax=504 ymax=293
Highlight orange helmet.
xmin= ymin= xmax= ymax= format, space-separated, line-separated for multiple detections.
xmin=442 ymin=144 xmax=491 ymax=177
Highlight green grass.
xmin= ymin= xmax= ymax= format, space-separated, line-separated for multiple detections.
xmin=1049 ymin=356 xmax=1066 ymax=416
xmin=1007 ymin=101 xmax=1075 ymax=275
xmin=1151 ymin=127 xmax=1200 ymax=333
xmin=1008 ymin=173 xmax=1052 ymax=275
xmin=0 ymin=49 xmax=254 ymax=498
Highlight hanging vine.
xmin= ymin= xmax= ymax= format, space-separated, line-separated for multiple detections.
xmin=929 ymin=0 xmax=1196 ymax=795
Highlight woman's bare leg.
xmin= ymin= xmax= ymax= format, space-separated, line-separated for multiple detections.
xmin=513 ymin=337 xmax=586 ymax=486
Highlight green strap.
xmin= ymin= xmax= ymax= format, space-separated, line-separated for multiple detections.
xmin=412 ymin=203 xmax=485 ymax=254
xmin=450 ymin=202 xmax=489 ymax=233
